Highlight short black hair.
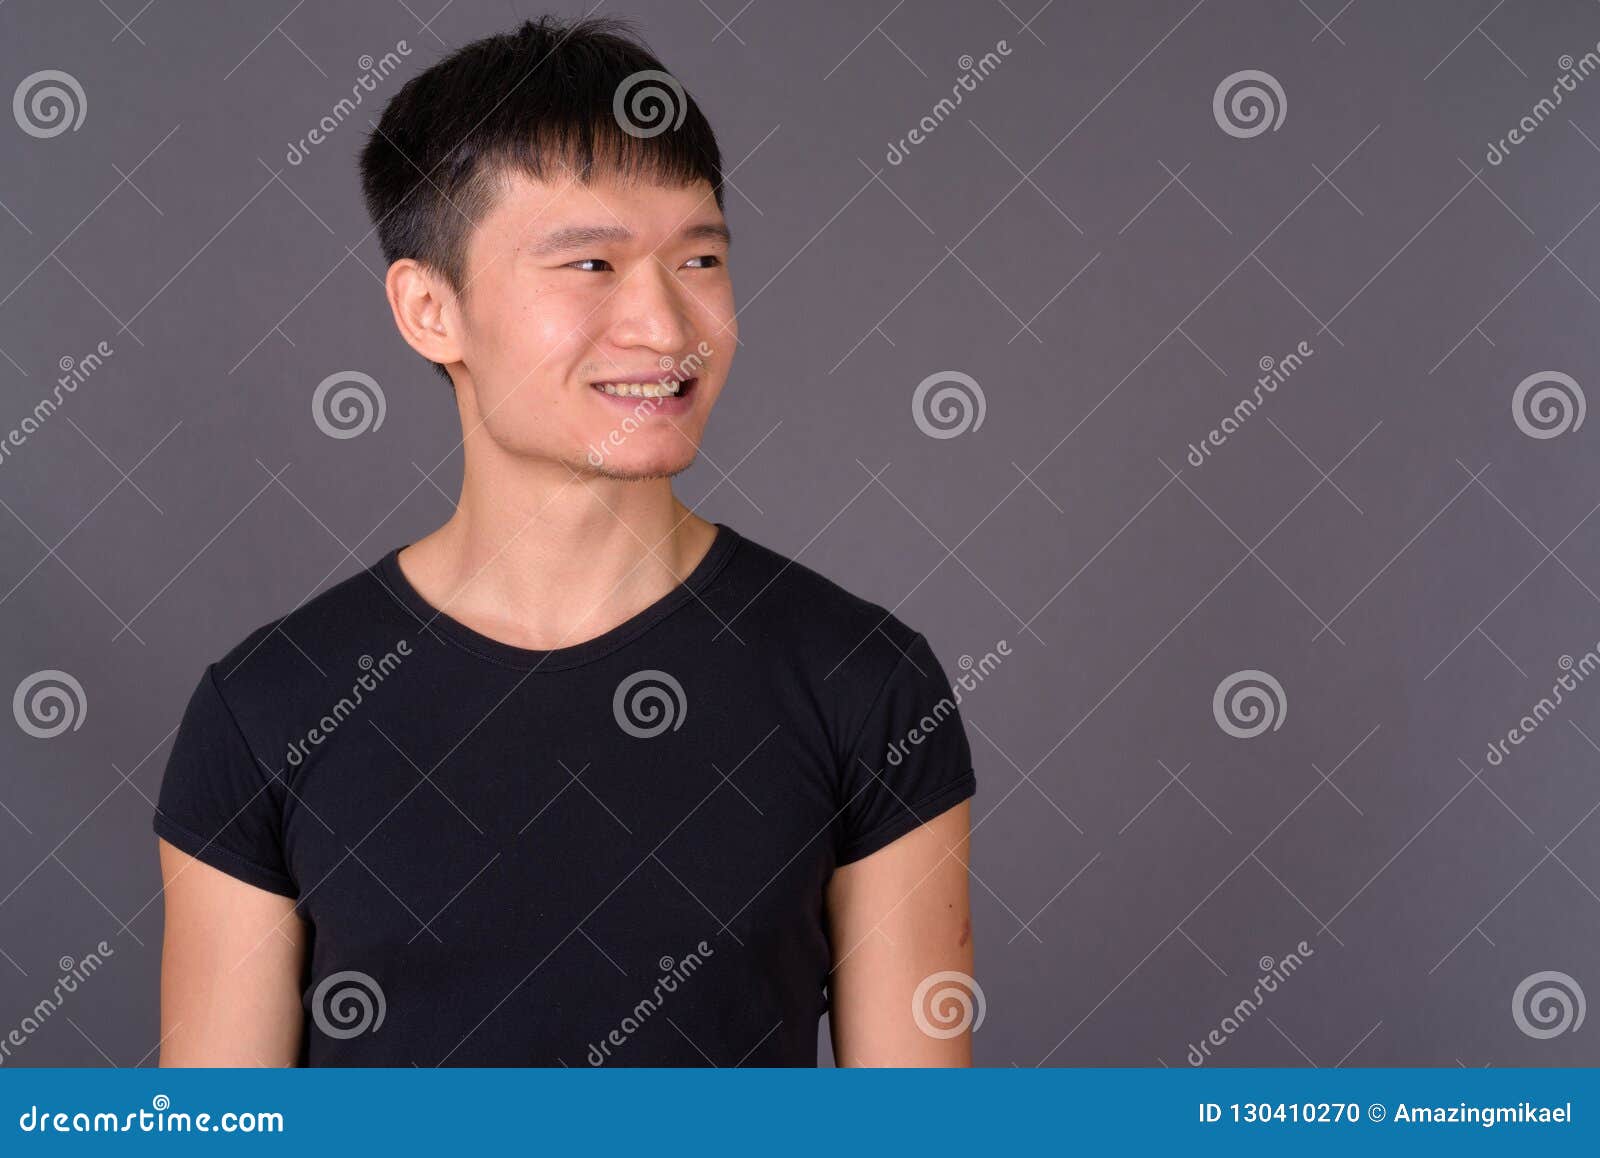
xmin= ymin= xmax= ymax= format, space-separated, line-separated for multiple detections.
xmin=359 ymin=15 xmax=725 ymax=377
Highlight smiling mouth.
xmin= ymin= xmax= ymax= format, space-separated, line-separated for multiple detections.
xmin=591 ymin=376 xmax=697 ymax=399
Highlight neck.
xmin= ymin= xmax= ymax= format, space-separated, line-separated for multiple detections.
xmin=396 ymin=442 xmax=717 ymax=653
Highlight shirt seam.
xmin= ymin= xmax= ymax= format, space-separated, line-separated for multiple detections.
xmin=152 ymin=813 xmax=298 ymax=892
xmin=202 ymin=662 xmax=295 ymax=880
xmin=368 ymin=531 xmax=743 ymax=673
xmin=837 ymin=769 xmax=976 ymax=862
xmin=838 ymin=628 xmax=925 ymax=777
xmin=205 ymin=663 xmax=274 ymax=782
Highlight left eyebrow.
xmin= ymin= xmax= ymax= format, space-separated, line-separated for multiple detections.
xmin=522 ymin=220 xmax=732 ymax=258
xmin=681 ymin=221 xmax=732 ymax=249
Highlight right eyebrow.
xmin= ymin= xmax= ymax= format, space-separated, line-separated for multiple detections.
xmin=520 ymin=220 xmax=731 ymax=259
xmin=521 ymin=224 xmax=635 ymax=258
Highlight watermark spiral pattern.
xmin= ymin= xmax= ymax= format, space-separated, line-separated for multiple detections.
xmin=312 ymin=370 xmax=386 ymax=439
xmin=1212 ymin=669 xmax=1286 ymax=739
xmin=1512 ymin=370 xmax=1584 ymax=439
xmin=13 ymin=70 xmax=86 ymax=138
xmin=311 ymin=970 xmax=387 ymax=1039
xmin=1212 ymin=69 xmax=1286 ymax=139
xmin=613 ymin=669 xmax=687 ymax=738
xmin=13 ymin=670 xmax=86 ymax=739
xmin=912 ymin=970 xmax=986 ymax=1039
xmin=612 ymin=70 xmax=687 ymax=139
xmin=1512 ymin=971 xmax=1586 ymax=1040
xmin=912 ymin=370 xmax=986 ymax=439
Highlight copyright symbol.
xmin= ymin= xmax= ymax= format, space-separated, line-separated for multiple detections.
xmin=1367 ymin=1103 xmax=1386 ymax=1122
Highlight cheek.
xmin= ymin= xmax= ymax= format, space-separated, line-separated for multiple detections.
xmin=702 ymin=279 xmax=736 ymax=323
xmin=711 ymin=286 xmax=739 ymax=346
xmin=684 ymin=283 xmax=737 ymax=358
xmin=524 ymin=309 xmax=591 ymax=364
xmin=515 ymin=288 xmax=589 ymax=350
xmin=471 ymin=291 xmax=592 ymax=381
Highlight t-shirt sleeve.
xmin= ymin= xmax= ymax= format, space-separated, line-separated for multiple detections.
xmin=835 ymin=632 xmax=977 ymax=865
xmin=152 ymin=663 xmax=298 ymax=897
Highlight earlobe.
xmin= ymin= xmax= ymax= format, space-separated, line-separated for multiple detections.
xmin=385 ymin=259 xmax=462 ymax=365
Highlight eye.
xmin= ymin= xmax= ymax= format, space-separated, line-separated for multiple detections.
xmin=683 ymin=255 xmax=722 ymax=269
xmin=566 ymin=258 xmax=614 ymax=272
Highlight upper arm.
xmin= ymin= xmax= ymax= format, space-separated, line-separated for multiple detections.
xmin=157 ymin=837 xmax=307 ymax=1066
xmin=153 ymin=662 xmax=306 ymax=1064
xmin=825 ymin=801 xmax=974 ymax=1066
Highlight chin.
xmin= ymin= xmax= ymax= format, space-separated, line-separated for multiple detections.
xmin=577 ymin=443 xmax=699 ymax=482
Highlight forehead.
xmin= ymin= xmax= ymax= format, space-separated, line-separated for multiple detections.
xmin=475 ymin=166 xmax=723 ymax=244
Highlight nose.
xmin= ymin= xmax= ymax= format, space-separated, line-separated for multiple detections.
xmin=606 ymin=260 xmax=694 ymax=355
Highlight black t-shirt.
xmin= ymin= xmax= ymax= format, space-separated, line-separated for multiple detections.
xmin=152 ymin=522 xmax=976 ymax=1066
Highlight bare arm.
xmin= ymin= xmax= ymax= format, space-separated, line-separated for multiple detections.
xmin=825 ymin=802 xmax=974 ymax=1066
xmin=156 ymin=838 xmax=307 ymax=1066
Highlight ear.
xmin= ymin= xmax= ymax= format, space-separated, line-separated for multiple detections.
xmin=384 ymin=258 xmax=464 ymax=367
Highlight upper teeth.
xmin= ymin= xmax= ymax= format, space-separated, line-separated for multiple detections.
xmin=595 ymin=381 xmax=682 ymax=397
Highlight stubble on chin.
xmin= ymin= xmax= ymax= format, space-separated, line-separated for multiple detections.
xmin=569 ymin=448 xmax=699 ymax=483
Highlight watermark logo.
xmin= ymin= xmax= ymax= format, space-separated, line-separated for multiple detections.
xmin=1512 ymin=370 xmax=1583 ymax=439
xmin=886 ymin=640 xmax=1009 ymax=767
xmin=585 ymin=340 xmax=714 ymax=469
xmin=1213 ymin=69 xmax=1286 ymax=138
xmin=284 ymin=643 xmax=410 ymax=767
xmin=912 ymin=370 xmax=986 ymax=439
xmin=1212 ymin=669 xmax=1286 ymax=739
xmin=612 ymin=669 xmax=686 ymax=738
xmin=286 ymin=41 xmax=411 ymax=165
xmin=1187 ymin=941 xmax=1315 ymax=1064
xmin=1512 ymin=970 xmax=1585 ymax=1040
xmin=312 ymin=370 xmax=386 ymax=439
xmin=885 ymin=40 xmax=1013 ymax=165
xmin=311 ymin=970 xmax=386 ymax=1039
xmin=13 ymin=670 xmax=86 ymax=739
xmin=17 ymin=1093 xmax=283 ymax=1134
xmin=0 ymin=941 xmax=114 ymax=1065
xmin=613 ymin=70 xmax=687 ymax=138
xmin=1484 ymin=648 xmax=1600 ymax=767
xmin=912 ymin=970 xmax=985 ymax=1038
xmin=1487 ymin=46 xmax=1600 ymax=165
xmin=587 ymin=940 xmax=714 ymax=1064
xmin=0 ymin=340 xmax=114 ymax=470
xmin=13 ymin=69 xmax=86 ymax=138
xmin=1185 ymin=340 xmax=1314 ymax=467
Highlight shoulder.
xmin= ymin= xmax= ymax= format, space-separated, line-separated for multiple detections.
xmin=710 ymin=526 xmax=931 ymax=695
xmin=202 ymin=554 xmax=411 ymax=738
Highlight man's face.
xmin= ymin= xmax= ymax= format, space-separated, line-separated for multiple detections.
xmin=451 ymin=169 xmax=736 ymax=480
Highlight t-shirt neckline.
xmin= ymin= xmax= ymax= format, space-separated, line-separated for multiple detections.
xmin=373 ymin=521 xmax=740 ymax=671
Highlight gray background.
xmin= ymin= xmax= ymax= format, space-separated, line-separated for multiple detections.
xmin=2 ymin=0 xmax=1598 ymax=1067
